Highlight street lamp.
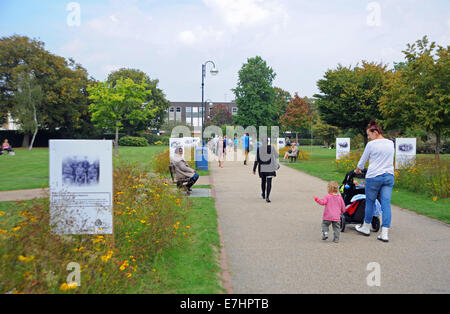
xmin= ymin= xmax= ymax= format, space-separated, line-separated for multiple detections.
xmin=202 ymin=61 xmax=218 ymax=145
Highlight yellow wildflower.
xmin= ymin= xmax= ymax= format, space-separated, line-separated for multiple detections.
xmin=18 ymin=255 xmax=35 ymax=262
xmin=60 ymin=282 xmax=78 ymax=291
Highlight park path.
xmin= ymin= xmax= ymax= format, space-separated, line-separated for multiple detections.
xmin=210 ymin=158 xmax=450 ymax=294
xmin=0 ymin=188 xmax=49 ymax=202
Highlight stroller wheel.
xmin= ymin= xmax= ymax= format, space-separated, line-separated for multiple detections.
xmin=371 ymin=216 xmax=381 ymax=232
xmin=340 ymin=214 xmax=346 ymax=232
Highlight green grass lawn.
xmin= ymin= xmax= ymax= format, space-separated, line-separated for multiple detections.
xmin=284 ymin=146 xmax=450 ymax=224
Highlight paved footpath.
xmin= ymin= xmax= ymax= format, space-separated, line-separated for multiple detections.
xmin=211 ymin=160 xmax=450 ymax=294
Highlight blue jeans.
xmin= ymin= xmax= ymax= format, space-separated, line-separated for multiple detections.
xmin=364 ymin=173 xmax=395 ymax=228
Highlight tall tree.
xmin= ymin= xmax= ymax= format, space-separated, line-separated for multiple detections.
xmin=0 ymin=35 xmax=91 ymax=146
xmin=107 ymin=68 xmax=170 ymax=134
xmin=232 ymin=56 xmax=278 ymax=129
xmin=280 ymin=93 xmax=314 ymax=143
xmin=87 ymin=78 xmax=153 ymax=156
xmin=13 ymin=72 xmax=43 ymax=150
xmin=379 ymin=36 xmax=449 ymax=160
xmin=314 ymin=61 xmax=387 ymax=144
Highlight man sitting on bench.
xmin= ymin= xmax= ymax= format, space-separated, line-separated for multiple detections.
xmin=172 ymin=147 xmax=199 ymax=192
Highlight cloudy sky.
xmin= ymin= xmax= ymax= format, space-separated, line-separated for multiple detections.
xmin=1 ymin=0 xmax=449 ymax=102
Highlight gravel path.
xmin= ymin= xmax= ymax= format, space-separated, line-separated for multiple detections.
xmin=0 ymin=188 xmax=49 ymax=202
xmin=211 ymin=160 xmax=450 ymax=294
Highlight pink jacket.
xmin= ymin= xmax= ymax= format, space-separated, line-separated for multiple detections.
xmin=315 ymin=194 xmax=346 ymax=222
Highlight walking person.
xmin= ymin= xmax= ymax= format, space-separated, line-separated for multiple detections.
xmin=253 ymin=137 xmax=279 ymax=203
xmin=217 ymin=136 xmax=225 ymax=168
xmin=242 ymin=133 xmax=250 ymax=165
xmin=314 ymin=181 xmax=346 ymax=243
xmin=354 ymin=120 xmax=395 ymax=242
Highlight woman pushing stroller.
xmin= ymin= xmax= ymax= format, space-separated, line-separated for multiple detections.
xmin=355 ymin=120 xmax=395 ymax=242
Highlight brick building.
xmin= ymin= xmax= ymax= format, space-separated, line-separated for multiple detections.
xmin=167 ymin=101 xmax=238 ymax=127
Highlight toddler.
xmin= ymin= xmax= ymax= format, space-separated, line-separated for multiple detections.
xmin=314 ymin=181 xmax=346 ymax=243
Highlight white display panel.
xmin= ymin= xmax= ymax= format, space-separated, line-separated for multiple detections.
xmin=49 ymin=140 xmax=113 ymax=234
xmin=395 ymin=138 xmax=416 ymax=169
xmin=336 ymin=138 xmax=351 ymax=160
xmin=277 ymin=138 xmax=286 ymax=151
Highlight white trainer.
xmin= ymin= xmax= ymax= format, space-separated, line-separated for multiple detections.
xmin=377 ymin=227 xmax=389 ymax=242
xmin=355 ymin=222 xmax=371 ymax=236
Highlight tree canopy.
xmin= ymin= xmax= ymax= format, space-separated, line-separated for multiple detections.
xmin=87 ymin=77 xmax=153 ymax=155
xmin=280 ymin=93 xmax=314 ymax=142
xmin=314 ymin=61 xmax=387 ymax=144
xmin=107 ymin=68 xmax=170 ymax=133
xmin=232 ymin=56 xmax=278 ymax=129
xmin=0 ymin=35 xmax=91 ymax=145
xmin=379 ymin=36 xmax=449 ymax=159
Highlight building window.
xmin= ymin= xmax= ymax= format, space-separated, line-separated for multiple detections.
xmin=169 ymin=107 xmax=175 ymax=113
xmin=176 ymin=107 xmax=181 ymax=113
xmin=232 ymin=107 xmax=238 ymax=115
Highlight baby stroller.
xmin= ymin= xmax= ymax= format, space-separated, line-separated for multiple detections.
xmin=339 ymin=169 xmax=381 ymax=232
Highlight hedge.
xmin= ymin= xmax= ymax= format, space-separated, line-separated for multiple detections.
xmin=118 ymin=136 xmax=149 ymax=147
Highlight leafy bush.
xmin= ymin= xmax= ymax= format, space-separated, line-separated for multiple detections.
xmin=0 ymin=164 xmax=191 ymax=293
xmin=335 ymin=151 xmax=363 ymax=173
xmin=394 ymin=159 xmax=449 ymax=198
xmin=152 ymin=149 xmax=171 ymax=176
xmin=119 ymin=136 xmax=149 ymax=147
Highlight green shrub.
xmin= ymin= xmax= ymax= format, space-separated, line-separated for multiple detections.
xmin=296 ymin=139 xmax=323 ymax=146
xmin=119 ymin=136 xmax=149 ymax=147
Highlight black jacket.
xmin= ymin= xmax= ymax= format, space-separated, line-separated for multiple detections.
xmin=253 ymin=146 xmax=278 ymax=178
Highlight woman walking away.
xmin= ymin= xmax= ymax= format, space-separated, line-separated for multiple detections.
xmin=253 ymin=136 xmax=279 ymax=203
xmin=355 ymin=120 xmax=395 ymax=242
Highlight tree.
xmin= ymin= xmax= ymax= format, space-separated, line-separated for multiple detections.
xmin=312 ymin=116 xmax=341 ymax=147
xmin=13 ymin=72 xmax=43 ymax=150
xmin=107 ymin=68 xmax=170 ymax=134
xmin=232 ymin=56 xmax=278 ymax=129
xmin=280 ymin=93 xmax=314 ymax=142
xmin=0 ymin=35 xmax=91 ymax=146
xmin=379 ymin=36 xmax=449 ymax=160
xmin=274 ymin=87 xmax=292 ymax=122
xmin=314 ymin=61 xmax=387 ymax=144
xmin=87 ymin=78 xmax=153 ymax=156
xmin=205 ymin=103 xmax=233 ymax=127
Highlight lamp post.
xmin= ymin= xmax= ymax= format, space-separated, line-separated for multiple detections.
xmin=201 ymin=61 xmax=218 ymax=146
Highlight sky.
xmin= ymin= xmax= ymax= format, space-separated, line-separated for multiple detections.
xmin=0 ymin=0 xmax=449 ymax=102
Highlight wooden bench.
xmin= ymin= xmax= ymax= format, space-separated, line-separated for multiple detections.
xmin=169 ymin=164 xmax=190 ymax=190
